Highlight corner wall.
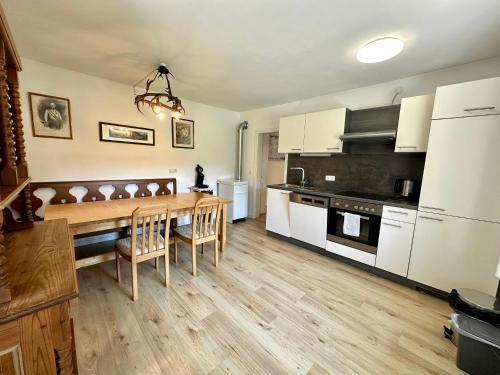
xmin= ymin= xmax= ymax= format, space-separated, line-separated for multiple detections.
xmin=19 ymin=59 xmax=240 ymax=192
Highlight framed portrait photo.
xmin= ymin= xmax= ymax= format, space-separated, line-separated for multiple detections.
xmin=172 ymin=118 xmax=194 ymax=149
xmin=28 ymin=92 xmax=73 ymax=139
xmin=99 ymin=122 xmax=155 ymax=146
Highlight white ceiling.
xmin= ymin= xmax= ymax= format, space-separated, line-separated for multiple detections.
xmin=4 ymin=0 xmax=500 ymax=111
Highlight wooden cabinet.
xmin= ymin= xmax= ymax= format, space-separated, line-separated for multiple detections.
xmin=432 ymin=77 xmax=500 ymax=119
xmin=418 ymin=115 xmax=500 ymax=223
xmin=408 ymin=213 xmax=500 ymax=295
xmin=375 ymin=218 xmax=415 ymax=277
xmin=304 ymin=108 xmax=347 ymax=153
xmin=290 ymin=201 xmax=328 ymax=248
xmin=0 ymin=220 xmax=79 ymax=374
xmin=395 ymin=94 xmax=434 ymax=152
xmin=265 ymin=188 xmax=292 ymax=236
xmin=278 ymin=114 xmax=305 ymax=153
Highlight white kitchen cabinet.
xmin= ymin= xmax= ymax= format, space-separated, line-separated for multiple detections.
xmin=326 ymin=241 xmax=376 ymax=266
xmin=382 ymin=206 xmax=417 ymax=224
xmin=375 ymin=219 xmax=415 ymax=277
xmin=418 ymin=115 xmax=500 ymax=223
xmin=304 ymin=108 xmax=347 ymax=153
xmin=265 ymin=188 xmax=292 ymax=236
xmin=278 ymin=114 xmax=305 ymax=153
xmin=290 ymin=201 xmax=328 ymax=248
xmin=408 ymin=212 xmax=500 ymax=295
xmin=395 ymin=94 xmax=434 ymax=152
xmin=432 ymin=77 xmax=500 ymax=119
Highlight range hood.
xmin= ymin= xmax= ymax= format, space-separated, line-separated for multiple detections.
xmin=340 ymin=130 xmax=396 ymax=142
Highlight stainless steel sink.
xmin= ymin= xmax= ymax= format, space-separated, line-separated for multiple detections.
xmin=276 ymin=184 xmax=319 ymax=192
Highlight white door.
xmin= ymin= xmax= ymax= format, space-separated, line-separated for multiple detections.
xmin=375 ymin=219 xmax=415 ymax=277
xmin=395 ymin=94 xmax=434 ymax=152
xmin=419 ymin=115 xmax=500 ymax=223
xmin=432 ymin=77 xmax=500 ymax=119
xmin=304 ymin=108 xmax=347 ymax=153
xmin=289 ymin=202 xmax=328 ymax=248
xmin=408 ymin=212 xmax=500 ymax=295
xmin=278 ymin=114 xmax=305 ymax=153
xmin=265 ymin=188 xmax=291 ymax=236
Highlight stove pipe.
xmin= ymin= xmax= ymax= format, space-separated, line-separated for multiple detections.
xmin=236 ymin=121 xmax=248 ymax=181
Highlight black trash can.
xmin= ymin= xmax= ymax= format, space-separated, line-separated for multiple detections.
xmin=451 ymin=313 xmax=500 ymax=375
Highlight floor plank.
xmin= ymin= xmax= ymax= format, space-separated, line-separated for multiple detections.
xmin=72 ymin=216 xmax=463 ymax=374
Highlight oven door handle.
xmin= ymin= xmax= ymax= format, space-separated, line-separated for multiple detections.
xmin=336 ymin=212 xmax=370 ymax=220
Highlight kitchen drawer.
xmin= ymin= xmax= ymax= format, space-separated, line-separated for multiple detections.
xmin=432 ymin=77 xmax=500 ymax=120
xmin=326 ymin=240 xmax=376 ymax=266
xmin=382 ymin=205 xmax=416 ymax=223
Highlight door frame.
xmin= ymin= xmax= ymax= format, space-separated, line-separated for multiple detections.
xmin=251 ymin=127 xmax=287 ymax=218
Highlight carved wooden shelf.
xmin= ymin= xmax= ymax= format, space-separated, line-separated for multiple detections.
xmin=0 ymin=177 xmax=31 ymax=210
xmin=0 ymin=219 xmax=78 ymax=323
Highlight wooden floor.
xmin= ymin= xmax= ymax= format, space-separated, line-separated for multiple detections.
xmin=72 ymin=216 xmax=462 ymax=374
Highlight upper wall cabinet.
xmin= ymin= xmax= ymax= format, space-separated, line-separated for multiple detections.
xmin=432 ymin=77 xmax=500 ymax=120
xmin=395 ymin=94 xmax=434 ymax=153
xmin=304 ymin=108 xmax=347 ymax=153
xmin=278 ymin=114 xmax=305 ymax=153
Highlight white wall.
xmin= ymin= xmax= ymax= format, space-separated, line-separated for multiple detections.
xmin=241 ymin=56 xmax=500 ymax=218
xmin=19 ymin=59 xmax=240 ymax=192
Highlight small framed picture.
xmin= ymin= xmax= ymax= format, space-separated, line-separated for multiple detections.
xmin=172 ymin=118 xmax=194 ymax=149
xmin=99 ymin=122 xmax=155 ymax=146
xmin=28 ymin=92 xmax=73 ymax=139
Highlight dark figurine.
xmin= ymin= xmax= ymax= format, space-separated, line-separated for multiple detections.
xmin=195 ymin=164 xmax=208 ymax=188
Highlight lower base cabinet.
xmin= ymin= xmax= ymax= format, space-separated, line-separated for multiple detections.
xmin=375 ymin=219 xmax=415 ymax=277
xmin=408 ymin=212 xmax=500 ymax=295
xmin=265 ymin=188 xmax=292 ymax=237
xmin=0 ymin=301 xmax=77 ymax=375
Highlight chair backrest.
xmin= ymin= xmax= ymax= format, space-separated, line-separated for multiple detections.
xmin=130 ymin=204 xmax=172 ymax=258
xmin=192 ymin=197 xmax=222 ymax=241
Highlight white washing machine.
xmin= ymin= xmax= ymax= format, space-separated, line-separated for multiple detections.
xmin=217 ymin=179 xmax=248 ymax=223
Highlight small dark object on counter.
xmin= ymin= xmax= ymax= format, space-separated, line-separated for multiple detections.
xmin=195 ymin=164 xmax=208 ymax=188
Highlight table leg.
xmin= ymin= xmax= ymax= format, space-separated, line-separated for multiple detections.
xmin=221 ymin=203 xmax=227 ymax=252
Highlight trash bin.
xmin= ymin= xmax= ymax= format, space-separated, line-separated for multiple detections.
xmin=451 ymin=313 xmax=500 ymax=375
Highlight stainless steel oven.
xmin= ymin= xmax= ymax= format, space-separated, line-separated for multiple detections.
xmin=327 ymin=197 xmax=382 ymax=254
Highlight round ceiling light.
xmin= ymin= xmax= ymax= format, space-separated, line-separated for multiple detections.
xmin=357 ymin=37 xmax=404 ymax=63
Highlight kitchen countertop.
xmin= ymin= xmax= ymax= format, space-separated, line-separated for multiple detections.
xmin=267 ymin=184 xmax=419 ymax=210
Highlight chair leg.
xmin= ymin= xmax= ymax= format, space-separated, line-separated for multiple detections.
xmin=214 ymin=238 xmax=219 ymax=267
xmin=155 ymin=257 xmax=159 ymax=270
xmin=131 ymin=262 xmax=138 ymax=301
xmin=191 ymin=242 xmax=197 ymax=276
xmin=164 ymin=252 xmax=169 ymax=288
xmin=174 ymin=236 xmax=178 ymax=264
xmin=115 ymin=251 xmax=121 ymax=284
xmin=201 ymin=243 xmax=204 ymax=254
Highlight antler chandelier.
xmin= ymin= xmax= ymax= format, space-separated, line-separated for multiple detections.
xmin=133 ymin=63 xmax=185 ymax=118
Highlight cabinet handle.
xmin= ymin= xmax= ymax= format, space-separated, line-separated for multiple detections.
xmin=388 ymin=209 xmax=408 ymax=215
xmin=464 ymin=106 xmax=495 ymax=112
xmin=290 ymin=148 xmax=302 ymax=151
xmin=382 ymin=222 xmax=402 ymax=228
xmin=327 ymin=147 xmax=340 ymax=150
xmin=419 ymin=215 xmax=443 ymax=222
xmin=397 ymin=146 xmax=417 ymax=149
xmin=420 ymin=205 xmax=445 ymax=211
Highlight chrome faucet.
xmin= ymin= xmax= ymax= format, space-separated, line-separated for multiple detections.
xmin=289 ymin=167 xmax=306 ymax=188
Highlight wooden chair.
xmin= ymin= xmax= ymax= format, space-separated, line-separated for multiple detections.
xmin=173 ymin=197 xmax=222 ymax=276
xmin=115 ymin=205 xmax=172 ymax=301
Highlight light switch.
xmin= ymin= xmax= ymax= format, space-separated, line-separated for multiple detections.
xmin=169 ymin=168 xmax=177 ymax=173
xmin=325 ymin=175 xmax=335 ymax=181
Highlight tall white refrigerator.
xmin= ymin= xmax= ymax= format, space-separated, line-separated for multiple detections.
xmin=408 ymin=77 xmax=500 ymax=295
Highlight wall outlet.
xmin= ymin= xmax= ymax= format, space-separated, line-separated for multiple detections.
xmin=325 ymin=175 xmax=335 ymax=181
xmin=169 ymin=168 xmax=177 ymax=173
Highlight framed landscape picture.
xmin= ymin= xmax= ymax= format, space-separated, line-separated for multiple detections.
xmin=99 ymin=122 xmax=155 ymax=146
xmin=29 ymin=92 xmax=73 ymax=139
xmin=172 ymin=118 xmax=194 ymax=149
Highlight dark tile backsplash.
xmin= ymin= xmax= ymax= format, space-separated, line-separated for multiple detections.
xmin=287 ymin=153 xmax=426 ymax=197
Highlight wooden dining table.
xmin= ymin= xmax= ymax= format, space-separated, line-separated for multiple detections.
xmin=44 ymin=192 xmax=231 ymax=268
